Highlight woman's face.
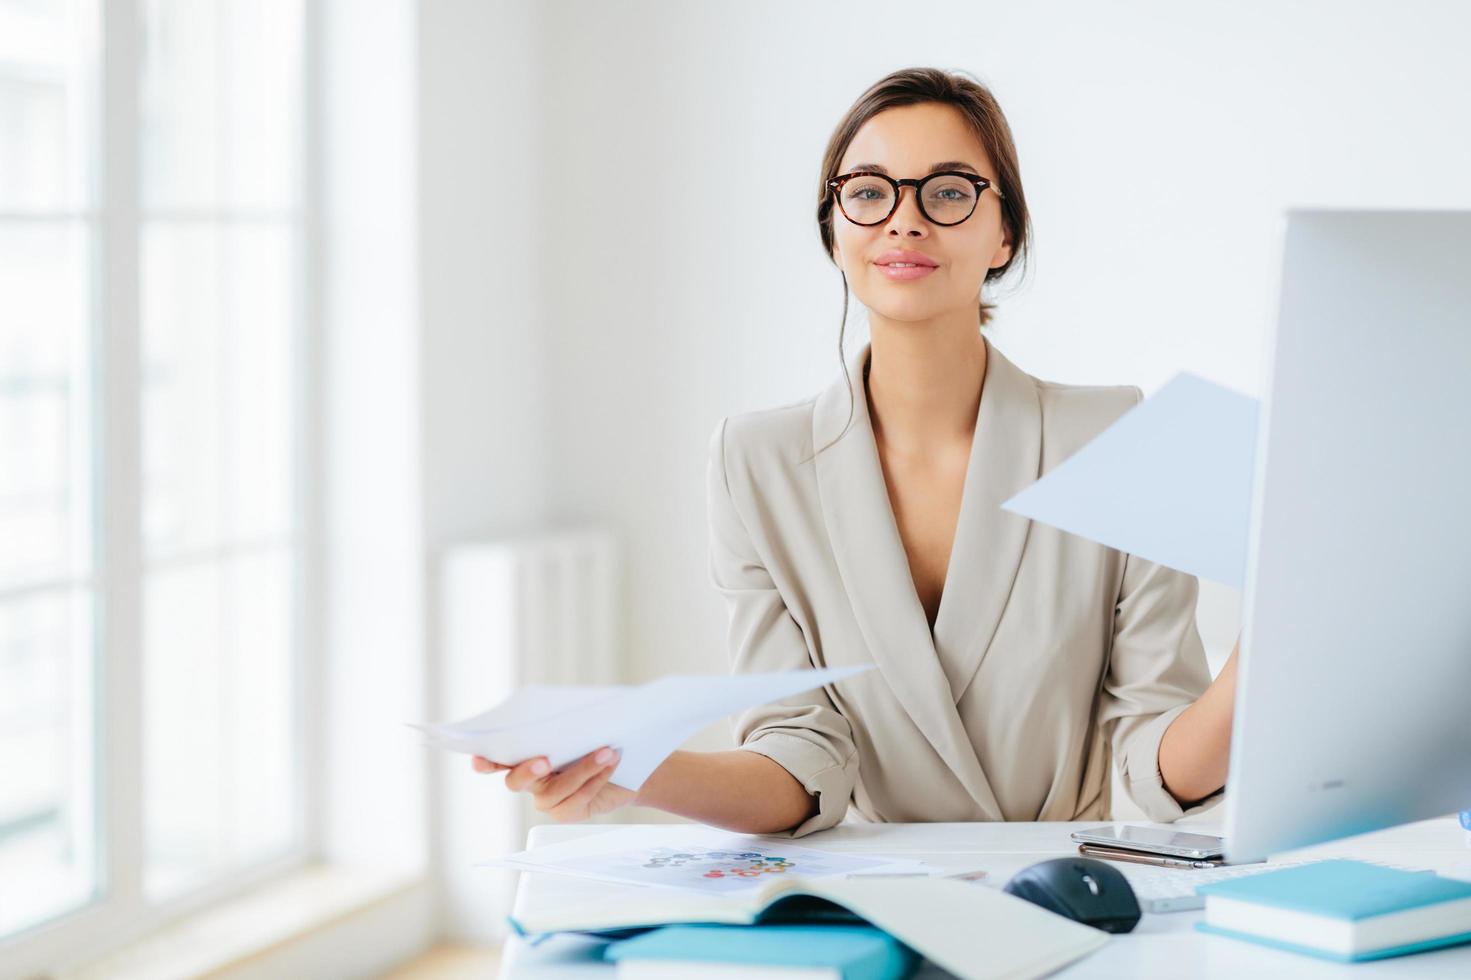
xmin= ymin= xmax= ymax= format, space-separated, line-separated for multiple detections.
xmin=830 ymin=102 xmax=1012 ymax=326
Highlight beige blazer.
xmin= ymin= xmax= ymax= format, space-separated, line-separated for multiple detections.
xmin=707 ymin=336 xmax=1223 ymax=838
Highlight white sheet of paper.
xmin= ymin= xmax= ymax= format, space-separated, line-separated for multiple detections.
xmin=411 ymin=664 xmax=874 ymax=790
xmin=1002 ymin=372 xmax=1258 ymax=588
xmin=478 ymin=824 xmax=935 ymax=894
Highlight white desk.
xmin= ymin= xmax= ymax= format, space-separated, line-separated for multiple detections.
xmin=499 ymin=815 xmax=1471 ymax=979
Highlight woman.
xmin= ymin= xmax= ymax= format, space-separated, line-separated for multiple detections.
xmin=473 ymin=67 xmax=1238 ymax=837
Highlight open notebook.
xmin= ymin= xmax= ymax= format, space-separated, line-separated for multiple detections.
xmin=508 ymin=873 xmax=1109 ymax=980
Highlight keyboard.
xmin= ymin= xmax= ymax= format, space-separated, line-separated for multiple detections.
xmin=1119 ymin=858 xmax=1426 ymax=913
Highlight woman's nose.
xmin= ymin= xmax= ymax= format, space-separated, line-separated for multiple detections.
xmin=885 ymin=186 xmax=928 ymax=236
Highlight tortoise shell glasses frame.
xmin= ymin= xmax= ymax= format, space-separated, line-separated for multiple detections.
xmin=826 ymin=169 xmax=1004 ymax=227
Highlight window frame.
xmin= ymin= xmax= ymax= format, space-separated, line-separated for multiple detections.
xmin=0 ymin=0 xmax=321 ymax=969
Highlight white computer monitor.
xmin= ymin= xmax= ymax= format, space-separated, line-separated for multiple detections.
xmin=1225 ymin=209 xmax=1471 ymax=863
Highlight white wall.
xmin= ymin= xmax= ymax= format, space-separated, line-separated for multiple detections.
xmin=419 ymin=0 xmax=551 ymax=551
xmin=416 ymin=0 xmax=1471 ymax=787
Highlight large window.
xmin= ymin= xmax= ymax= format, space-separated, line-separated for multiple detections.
xmin=0 ymin=0 xmax=100 ymax=941
xmin=0 ymin=0 xmax=305 ymax=951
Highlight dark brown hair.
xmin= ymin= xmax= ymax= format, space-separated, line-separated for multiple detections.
xmin=806 ymin=67 xmax=1032 ymax=461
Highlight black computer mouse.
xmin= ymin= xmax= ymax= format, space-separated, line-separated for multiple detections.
xmin=1003 ymin=857 xmax=1141 ymax=933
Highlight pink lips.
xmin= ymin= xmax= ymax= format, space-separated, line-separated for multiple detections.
xmin=876 ymin=263 xmax=936 ymax=281
xmin=874 ymin=249 xmax=939 ymax=281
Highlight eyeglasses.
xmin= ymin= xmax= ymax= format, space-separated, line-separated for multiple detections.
xmin=827 ymin=170 xmax=1003 ymax=227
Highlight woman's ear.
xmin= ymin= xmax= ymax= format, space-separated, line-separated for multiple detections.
xmin=989 ymin=232 xmax=1013 ymax=270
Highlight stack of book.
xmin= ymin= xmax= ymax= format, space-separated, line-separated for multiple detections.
xmin=604 ymin=924 xmax=916 ymax=980
xmin=1196 ymin=859 xmax=1471 ymax=962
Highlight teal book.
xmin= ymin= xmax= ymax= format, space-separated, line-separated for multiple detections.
xmin=1195 ymin=859 xmax=1471 ymax=962
xmin=603 ymin=923 xmax=918 ymax=980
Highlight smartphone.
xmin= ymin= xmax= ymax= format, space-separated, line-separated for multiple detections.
xmin=1069 ymin=824 xmax=1225 ymax=860
xmin=1076 ymin=843 xmax=1225 ymax=869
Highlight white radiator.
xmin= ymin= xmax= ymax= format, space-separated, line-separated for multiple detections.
xmin=435 ymin=526 xmax=622 ymax=942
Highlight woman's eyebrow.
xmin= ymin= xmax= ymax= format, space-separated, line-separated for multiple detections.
xmin=846 ymin=160 xmax=980 ymax=175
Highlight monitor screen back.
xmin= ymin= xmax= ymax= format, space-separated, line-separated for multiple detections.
xmin=1226 ymin=209 xmax=1471 ymax=863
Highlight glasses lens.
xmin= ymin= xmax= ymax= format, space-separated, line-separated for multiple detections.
xmin=839 ymin=175 xmax=894 ymax=224
xmin=922 ymin=175 xmax=978 ymax=224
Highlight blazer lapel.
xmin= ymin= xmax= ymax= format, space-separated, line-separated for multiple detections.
xmin=931 ymin=337 xmax=1042 ymax=704
xmin=812 ymin=340 xmax=1003 ymax=820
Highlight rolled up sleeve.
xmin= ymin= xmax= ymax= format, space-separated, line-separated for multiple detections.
xmin=1098 ymin=549 xmax=1224 ymax=823
xmin=707 ymin=418 xmax=859 ymax=837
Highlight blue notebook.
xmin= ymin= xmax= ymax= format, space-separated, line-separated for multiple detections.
xmin=603 ymin=923 xmax=918 ymax=980
xmin=1195 ymin=859 xmax=1471 ymax=962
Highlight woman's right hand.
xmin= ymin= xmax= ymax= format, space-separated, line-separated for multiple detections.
xmin=471 ymin=745 xmax=634 ymax=823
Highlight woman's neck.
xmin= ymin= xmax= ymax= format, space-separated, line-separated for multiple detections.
xmin=865 ymin=314 xmax=988 ymax=452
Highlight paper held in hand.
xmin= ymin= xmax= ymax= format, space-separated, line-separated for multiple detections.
xmin=1002 ymin=372 xmax=1258 ymax=588
xmin=408 ymin=664 xmax=874 ymax=790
